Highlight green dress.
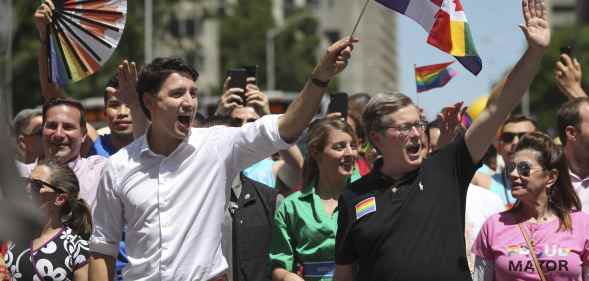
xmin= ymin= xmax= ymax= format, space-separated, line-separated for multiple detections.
xmin=269 ymin=170 xmax=360 ymax=281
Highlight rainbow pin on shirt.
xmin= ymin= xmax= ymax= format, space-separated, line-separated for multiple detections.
xmin=355 ymin=197 xmax=377 ymax=220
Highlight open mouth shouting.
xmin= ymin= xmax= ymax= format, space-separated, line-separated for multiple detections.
xmin=176 ymin=114 xmax=192 ymax=133
xmin=405 ymin=141 xmax=422 ymax=159
xmin=339 ymin=156 xmax=356 ymax=173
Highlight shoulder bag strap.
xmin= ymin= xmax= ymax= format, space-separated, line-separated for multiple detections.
xmin=518 ymin=223 xmax=548 ymax=281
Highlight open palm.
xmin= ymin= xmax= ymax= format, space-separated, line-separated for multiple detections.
xmin=521 ymin=0 xmax=550 ymax=50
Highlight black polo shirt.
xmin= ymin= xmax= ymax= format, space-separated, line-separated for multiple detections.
xmin=335 ymin=136 xmax=480 ymax=281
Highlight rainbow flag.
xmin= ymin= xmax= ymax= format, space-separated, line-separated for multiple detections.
xmin=355 ymin=197 xmax=377 ymax=219
xmin=375 ymin=0 xmax=482 ymax=75
xmin=415 ymin=62 xmax=457 ymax=93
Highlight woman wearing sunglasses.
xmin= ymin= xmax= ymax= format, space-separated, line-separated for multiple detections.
xmin=472 ymin=132 xmax=589 ymax=281
xmin=4 ymin=160 xmax=91 ymax=281
xmin=270 ymin=117 xmax=360 ymax=281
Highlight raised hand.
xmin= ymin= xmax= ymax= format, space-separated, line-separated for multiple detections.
xmin=555 ymin=54 xmax=586 ymax=99
xmin=437 ymin=101 xmax=467 ymax=134
xmin=215 ymin=77 xmax=245 ymax=116
xmin=244 ymin=83 xmax=271 ymax=116
xmin=520 ymin=0 xmax=550 ymax=51
xmin=311 ymin=37 xmax=359 ymax=82
xmin=117 ymin=60 xmax=139 ymax=106
xmin=34 ymin=0 xmax=55 ymax=42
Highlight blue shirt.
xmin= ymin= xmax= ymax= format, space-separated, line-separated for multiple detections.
xmin=89 ymin=134 xmax=118 ymax=157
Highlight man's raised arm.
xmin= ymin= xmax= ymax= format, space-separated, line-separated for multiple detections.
xmin=278 ymin=38 xmax=358 ymax=143
xmin=465 ymin=0 xmax=550 ymax=163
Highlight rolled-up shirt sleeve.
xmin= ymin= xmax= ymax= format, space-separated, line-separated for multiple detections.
xmin=90 ymin=161 xmax=124 ymax=257
xmin=229 ymin=114 xmax=292 ymax=172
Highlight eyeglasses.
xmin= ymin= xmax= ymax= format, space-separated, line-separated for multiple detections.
xmin=500 ymin=132 xmax=527 ymax=143
xmin=28 ymin=178 xmax=64 ymax=194
xmin=382 ymin=120 xmax=427 ymax=136
xmin=506 ymin=161 xmax=542 ymax=177
xmin=22 ymin=127 xmax=42 ymax=137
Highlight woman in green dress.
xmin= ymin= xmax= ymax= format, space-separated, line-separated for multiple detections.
xmin=270 ymin=117 xmax=360 ymax=281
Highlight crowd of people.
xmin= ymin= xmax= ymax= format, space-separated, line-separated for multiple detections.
xmin=2 ymin=0 xmax=589 ymax=280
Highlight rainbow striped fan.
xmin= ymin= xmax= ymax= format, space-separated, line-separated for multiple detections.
xmin=47 ymin=0 xmax=127 ymax=85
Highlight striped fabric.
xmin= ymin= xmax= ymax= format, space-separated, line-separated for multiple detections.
xmin=376 ymin=0 xmax=482 ymax=75
xmin=415 ymin=62 xmax=457 ymax=93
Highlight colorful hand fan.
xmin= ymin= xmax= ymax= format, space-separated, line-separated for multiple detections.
xmin=47 ymin=0 xmax=127 ymax=85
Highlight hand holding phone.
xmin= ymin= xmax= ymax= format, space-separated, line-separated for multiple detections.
xmin=227 ymin=68 xmax=248 ymax=103
xmin=327 ymin=92 xmax=348 ymax=121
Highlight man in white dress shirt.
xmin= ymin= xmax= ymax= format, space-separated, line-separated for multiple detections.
xmin=89 ymin=38 xmax=357 ymax=281
xmin=557 ymin=97 xmax=589 ymax=211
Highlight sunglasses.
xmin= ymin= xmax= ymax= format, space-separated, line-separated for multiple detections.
xmin=506 ymin=161 xmax=542 ymax=177
xmin=28 ymin=178 xmax=64 ymax=194
xmin=500 ymin=132 xmax=527 ymax=143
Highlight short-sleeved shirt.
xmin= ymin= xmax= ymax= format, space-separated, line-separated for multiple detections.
xmin=472 ymin=211 xmax=589 ymax=281
xmin=4 ymin=227 xmax=90 ymax=281
xmin=90 ymin=114 xmax=290 ymax=281
xmin=243 ymin=158 xmax=277 ymax=188
xmin=490 ymin=171 xmax=517 ymax=208
xmin=89 ymin=134 xmax=118 ymax=157
xmin=270 ymin=184 xmax=339 ymax=281
xmin=335 ymin=136 xmax=479 ymax=281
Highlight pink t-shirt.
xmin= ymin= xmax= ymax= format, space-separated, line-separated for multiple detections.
xmin=473 ymin=211 xmax=589 ymax=281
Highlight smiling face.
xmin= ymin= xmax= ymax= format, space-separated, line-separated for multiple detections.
xmin=370 ymin=105 xmax=428 ymax=172
xmin=144 ymin=72 xmax=197 ymax=145
xmin=104 ymin=87 xmax=133 ymax=137
xmin=509 ymin=149 xmax=557 ymax=204
xmin=316 ymin=128 xmax=358 ymax=178
xmin=42 ymin=105 xmax=86 ymax=164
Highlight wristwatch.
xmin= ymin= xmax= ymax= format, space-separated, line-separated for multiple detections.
xmin=310 ymin=77 xmax=330 ymax=88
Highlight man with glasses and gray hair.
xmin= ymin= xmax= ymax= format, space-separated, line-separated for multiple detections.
xmin=13 ymin=108 xmax=44 ymax=166
xmin=334 ymin=0 xmax=551 ymax=279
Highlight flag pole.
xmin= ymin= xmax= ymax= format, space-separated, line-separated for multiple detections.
xmin=414 ymin=64 xmax=420 ymax=108
xmin=350 ymin=0 xmax=371 ymax=38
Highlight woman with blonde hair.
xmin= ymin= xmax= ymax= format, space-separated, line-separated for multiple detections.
xmin=270 ymin=117 xmax=360 ymax=281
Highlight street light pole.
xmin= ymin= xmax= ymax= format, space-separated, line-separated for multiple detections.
xmin=145 ymin=0 xmax=153 ymax=63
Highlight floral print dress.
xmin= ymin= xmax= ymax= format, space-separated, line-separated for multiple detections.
xmin=3 ymin=227 xmax=89 ymax=281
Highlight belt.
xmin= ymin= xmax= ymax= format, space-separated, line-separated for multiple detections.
xmin=303 ymin=261 xmax=335 ymax=278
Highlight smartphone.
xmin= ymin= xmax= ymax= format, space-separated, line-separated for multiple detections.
xmin=227 ymin=68 xmax=247 ymax=102
xmin=328 ymin=92 xmax=348 ymax=120
xmin=560 ymin=46 xmax=572 ymax=56
xmin=243 ymin=65 xmax=258 ymax=79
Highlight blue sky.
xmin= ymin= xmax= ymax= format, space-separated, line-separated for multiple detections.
xmin=396 ymin=0 xmax=527 ymax=119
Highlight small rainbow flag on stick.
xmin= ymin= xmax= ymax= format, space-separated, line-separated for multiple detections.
xmin=415 ymin=62 xmax=457 ymax=93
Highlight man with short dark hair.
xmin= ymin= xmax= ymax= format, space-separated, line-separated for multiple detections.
xmin=558 ymin=97 xmax=589 ymax=211
xmin=89 ymin=75 xmax=134 ymax=157
xmin=90 ymin=38 xmax=356 ymax=281
xmin=334 ymin=1 xmax=550 ymax=279
xmin=13 ymin=108 xmax=44 ymax=164
xmin=487 ymin=114 xmax=538 ymax=207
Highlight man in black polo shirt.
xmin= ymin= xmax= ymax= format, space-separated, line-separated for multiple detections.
xmin=333 ymin=0 xmax=550 ymax=280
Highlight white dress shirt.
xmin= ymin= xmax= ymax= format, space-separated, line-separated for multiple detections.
xmin=90 ymin=114 xmax=290 ymax=281
xmin=571 ymin=170 xmax=589 ymax=212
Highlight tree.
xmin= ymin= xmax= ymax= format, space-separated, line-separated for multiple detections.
xmin=219 ymin=1 xmax=320 ymax=93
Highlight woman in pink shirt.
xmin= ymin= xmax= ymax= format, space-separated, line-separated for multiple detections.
xmin=472 ymin=132 xmax=589 ymax=281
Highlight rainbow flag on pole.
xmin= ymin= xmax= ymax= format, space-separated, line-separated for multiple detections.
xmin=415 ymin=62 xmax=457 ymax=93
xmin=375 ymin=0 xmax=482 ymax=75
